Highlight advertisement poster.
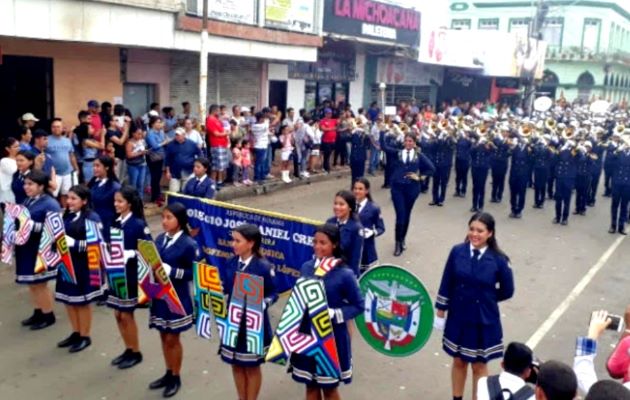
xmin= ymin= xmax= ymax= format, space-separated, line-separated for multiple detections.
xmin=266 ymin=0 xmax=315 ymax=33
xmin=198 ymin=0 xmax=256 ymax=25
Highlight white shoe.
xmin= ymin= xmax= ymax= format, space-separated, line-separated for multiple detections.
xmin=301 ymin=171 xmax=310 ymax=178
xmin=281 ymin=170 xmax=292 ymax=183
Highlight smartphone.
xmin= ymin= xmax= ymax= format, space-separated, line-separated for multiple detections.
xmin=590 ymin=312 xmax=625 ymax=332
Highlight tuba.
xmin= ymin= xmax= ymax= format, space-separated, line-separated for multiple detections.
xmin=545 ymin=117 xmax=557 ymax=132
xmin=563 ymin=126 xmax=576 ymax=140
xmin=519 ymin=123 xmax=533 ymax=139
xmin=615 ymin=124 xmax=626 ymax=135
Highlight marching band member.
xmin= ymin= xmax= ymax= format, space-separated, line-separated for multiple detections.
xmin=15 ymin=169 xmax=60 ymax=330
xmin=574 ymin=142 xmax=595 ymax=216
xmin=88 ymin=155 xmax=121 ymax=240
xmin=326 ymin=190 xmax=364 ymax=276
xmin=454 ymin=129 xmax=472 ymax=197
xmin=603 ymin=133 xmax=620 ymax=197
xmin=532 ymin=136 xmax=554 ymax=209
xmin=420 ymin=123 xmax=435 ymax=194
xmin=352 ymin=177 xmax=385 ymax=274
xmin=148 ymin=203 xmax=201 ymax=398
xmin=430 ymin=129 xmax=455 ymax=206
xmin=291 ymin=224 xmax=364 ymax=400
xmin=434 ymin=212 xmax=514 ymax=400
xmin=553 ymin=140 xmax=580 ymax=226
xmin=349 ymin=119 xmax=370 ymax=185
xmin=107 ymin=185 xmax=152 ymax=369
xmin=55 ymin=185 xmax=103 ymax=352
xmin=391 ymin=134 xmax=435 ymax=257
xmin=508 ymin=137 xmax=531 ymax=218
xmin=381 ymin=117 xmax=401 ymax=189
xmin=219 ymin=223 xmax=277 ymax=400
xmin=11 ymin=150 xmax=36 ymax=204
xmin=470 ymin=135 xmax=493 ymax=212
xmin=609 ymin=139 xmax=630 ymax=234
xmin=587 ymin=133 xmax=605 ymax=207
xmin=490 ymin=126 xmax=510 ymax=204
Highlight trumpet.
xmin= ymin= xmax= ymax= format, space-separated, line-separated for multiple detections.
xmin=518 ymin=123 xmax=534 ymax=139
xmin=562 ymin=126 xmax=576 ymax=141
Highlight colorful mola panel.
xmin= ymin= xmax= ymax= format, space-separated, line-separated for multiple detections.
xmin=101 ymin=228 xmax=127 ymax=299
xmin=2 ymin=203 xmax=33 ymax=264
xmin=221 ymin=272 xmax=264 ymax=356
xmin=266 ymin=277 xmax=341 ymax=379
xmin=192 ymin=262 xmax=226 ymax=339
xmin=85 ymin=219 xmax=103 ymax=288
xmin=46 ymin=212 xmax=75 ymax=284
xmin=137 ymin=240 xmax=186 ymax=316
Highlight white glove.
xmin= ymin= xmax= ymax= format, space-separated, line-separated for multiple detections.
xmin=433 ymin=316 xmax=446 ymax=331
xmin=123 ymin=250 xmax=136 ymax=263
xmin=162 ymin=263 xmax=172 ymax=275
xmin=360 ymin=228 xmax=374 ymax=239
xmin=65 ymin=236 xmax=76 ymax=247
xmin=328 ymin=308 xmax=336 ymax=322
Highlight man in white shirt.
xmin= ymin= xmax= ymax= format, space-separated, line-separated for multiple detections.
xmin=477 ymin=342 xmax=535 ymax=400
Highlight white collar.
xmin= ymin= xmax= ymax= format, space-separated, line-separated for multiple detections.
xmin=239 ymin=255 xmax=253 ymax=270
xmin=96 ymin=177 xmax=108 ymax=187
xmin=116 ymin=212 xmax=133 ymax=226
xmin=196 ymin=174 xmax=208 ymax=183
xmin=469 ymin=243 xmax=488 ymax=258
xmin=337 ymin=218 xmax=348 ymax=226
xmin=358 ymin=198 xmax=368 ymax=212
xmin=69 ymin=210 xmax=82 ymax=222
xmin=499 ymin=371 xmax=526 ymax=386
xmin=163 ymin=230 xmax=183 ymax=248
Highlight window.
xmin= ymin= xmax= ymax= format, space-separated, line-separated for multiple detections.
xmin=541 ymin=17 xmax=563 ymax=49
xmin=582 ymin=19 xmax=600 ymax=52
xmin=577 ymin=71 xmax=595 ymax=102
xmin=509 ymin=18 xmax=531 ymax=39
xmin=451 ymin=19 xmax=471 ymax=30
xmin=478 ymin=18 xmax=499 ymax=30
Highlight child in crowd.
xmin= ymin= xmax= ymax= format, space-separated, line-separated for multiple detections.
xmin=279 ymin=124 xmax=294 ymax=183
xmin=231 ymin=139 xmax=243 ymax=187
xmin=309 ymin=121 xmax=322 ymax=174
xmin=241 ymin=139 xmax=253 ymax=186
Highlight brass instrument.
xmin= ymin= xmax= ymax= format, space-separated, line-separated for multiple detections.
xmin=615 ymin=124 xmax=625 ymax=135
xmin=545 ymin=117 xmax=557 ymax=132
xmin=562 ymin=126 xmax=576 ymax=140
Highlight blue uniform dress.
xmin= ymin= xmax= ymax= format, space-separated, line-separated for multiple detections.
xmin=106 ymin=213 xmax=152 ymax=311
xmin=88 ymin=178 xmax=121 ymax=241
xmin=575 ymin=151 xmax=594 ymax=214
xmin=350 ymin=130 xmax=370 ymax=184
xmin=588 ymin=143 xmax=605 ymax=206
xmin=326 ymin=217 xmax=364 ymax=277
xmin=290 ymin=260 xmax=364 ymax=388
xmin=532 ymin=142 xmax=553 ymax=207
xmin=604 ymin=142 xmax=619 ymax=196
xmin=15 ymin=194 xmax=61 ymax=284
xmin=490 ymin=139 xmax=510 ymax=202
xmin=182 ymin=174 xmax=216 ymax=199
xmin=149 ymin=232 xmax=200 ymax=333
xmin=381 ymin=132 xmax=401 ymax=188
xmin=554 ymin=148 xmax=579 ymax=223
xmin=470 ymin=143 xmax=492 ymax=211
xmin=11 ymin=170 xmax=29 ymax=204
xmin=610 ymin=149 xmax=630 ymax=230
xmin=420 ymin=137 xmax=435 ymax=193
xmin=390 ymin=149 xmax=435 ymax=244
xmin=55 ymin=211 xmax=104 ymax=304
xmin=436 ymin=243 xmax=514 ymax=363
xmin=455 ymin=136 xmax=472 ymax=196
xmin=357 ymin=199 xmax=385 ymax=271
xmin=508 ymin=143 xmax=531 ymax=216
xmin=431 ymin=137 xmax=455 ymax=204
xmin=219 ymin=256 xmax=277 ymax=366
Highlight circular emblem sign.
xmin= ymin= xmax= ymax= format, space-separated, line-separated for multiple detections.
xmin=355 ymin=265 xmax=434 ymax=357
xmin=450 ymin=2 xmax=469 ymax=11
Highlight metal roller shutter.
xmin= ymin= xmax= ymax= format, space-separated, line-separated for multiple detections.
xmin=370 ymin=84 xmax=433 ymax=106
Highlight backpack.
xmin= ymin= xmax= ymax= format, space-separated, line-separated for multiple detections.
xmin=487 ymin=374 xmax=535 ymax=400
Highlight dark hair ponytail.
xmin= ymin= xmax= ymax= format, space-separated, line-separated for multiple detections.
xmin=164 ymin=202 xmax=189 ymax=236
xmin=117 ymin=185 xmax=145 ymax=221
xmin=466 ymin=212 xmax=509 ymax=261
xmin=65 ymin=184 xmax=92 ymax=216
xmin=233 ymin=223 xmax=263 ymax=258
xmin=315 ymin=223 xmax=344 ymax=260
xmin=353 ymin=177 xmax=373 ymax=202
xmin=334 ymin=189 xmax=357 ymax=219
xmin=96 ymin=155 xmax=118 ymax=182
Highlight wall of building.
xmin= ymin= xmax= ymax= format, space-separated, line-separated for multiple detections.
xmin=0 ymin=37 xmax=121 ymax=125
xmin=267 ymin=63 xmax=306 ymax=111
xmin=127 ymin=49 xmax=171 ymax=108
xmin=349 ymin=52 xmax=366 ymax=110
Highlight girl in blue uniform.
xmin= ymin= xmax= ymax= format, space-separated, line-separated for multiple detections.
xmin=349 ymin=121 xmax=370 ymax=185
xmin=148 ymin=203 xmax=201 ymax=398
xmin=391 ymin=133 xmax=435 ymax=257
xmin=219 ymin=224 xmax=277 ymax=400
xmin=182 ymin=157 xmax=216 ymax=199
xmin=434 ymin=212 xmax=514 ymax=400
xmin=107 ymin=186 xmax=152 ymax=369
xmin=326 ymin=190 xmax=363 ymax=276
xmin=55 ymin=185 xmax=104 ymax=353
xmin=352 ymin=178 xmax=385 ymax=274
xmin=291 ymin=224 xmax=364 ymax=399
xmin=15 ymin=169 xmax=60 ymax=330
xmin=11 ymin=150 xmax=36 ymax=204
xmin=88 ymin=155 xmax=121 ymax=240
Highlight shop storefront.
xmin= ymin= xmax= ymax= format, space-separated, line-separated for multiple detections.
xmin=373 ymin=57 xmax=444 ymax=106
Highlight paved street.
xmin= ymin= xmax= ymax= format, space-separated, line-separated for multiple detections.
xmin=1 ymin=176 xmax=629 ymax=399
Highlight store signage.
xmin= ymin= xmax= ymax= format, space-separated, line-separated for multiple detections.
xmin=265 ymin=0 xmax=316 ymax=33
xmin=288 ymin=45 xmax=357 ymax=81
xmin=377 ymin=58 xmax=444 ymax=86
xmin=323 ymin=0 xmax=421 ymax=47
xmin=192 ymin=0 xmax=256 ymax=25
xmin=450 ymin=2 xmax=469 ymax=11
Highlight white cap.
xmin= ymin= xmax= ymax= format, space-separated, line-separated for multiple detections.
xmin=21 ymin=112 xmax=39 ymax=122
xmin=240 ymin=106 xmax=250 ymax=113
xmin=584 ymin=140 xmax=593 ymax=148
xmin=148 ymin=110 xmax=159 ymax=117
xmin=174 ymin=127 xmax=185 ymax=136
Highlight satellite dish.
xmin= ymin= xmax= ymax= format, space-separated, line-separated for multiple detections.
xmin=534 ymin=96 xmax=552 ymax=112
xmin=589 ymin=100 xmax=610 ymax=114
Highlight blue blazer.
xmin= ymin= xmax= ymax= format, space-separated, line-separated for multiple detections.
xmin=613 ymin=151 xmax=630 ymax=187
xmin=326 ymin=217 xmax=364 ymax=277
xmin=455 ymin=137 xmax=472 ymax=161
xmin=554 ymin=149 xmax=579 ymax=180
xmin=509 ymin=145 xmax=531 ymax=178
xmin=390 ymin=150 xmax=436 ymax=186
xmin=357 ymin=201 xmax=385 ymax=266
xmin=436 ymin=243 xmax=514 ymax=326
xmin=471 ymin=143 xmax=492 ymax=169
xmin=88 ymin=178 xmax=121 ymax=239
xmin=11 ymin=171 xmax=29 ymax=204
xmin=183 ymin=176 xmax=216 ymax=199
xmin=221 ymin=256 xmax=278 ymax=343
xmin=113 ymin=214 xmax=152 ymax=296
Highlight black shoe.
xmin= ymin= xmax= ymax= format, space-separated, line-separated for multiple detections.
xmin=381 ymin=184 xmax=390 ymax=189
xmin=163 ymin=375 xmax=181 ymax=398
xmin=572 ymin=210 xmax=579 ymax=215
xmin=470 ymin=207 xmax=478 ymax=212
xmin=437 ymin=202 xmax=443 ymax=207
xmin=30 ymin=312 xmax=55 ymax=330
xmin=21 ymin=309 xmax=42 ymax=326
xmin=393 ymin=242 xmax=403 ymax=257
xmin=609 ymin=226 xmax=617 ymax=234
xmin=111 ymin=349 xmax=132 ymax=366
xmin=118 ymin=351 xmax=142 ymax=369
xmin=57 ymin=332 xmax=80 ymax=348
xmin=578 ymin=211 xmax=586 ymax=216
xmin=587 ymin=202 xmax=595 ymax=207
xmin=428 ymin=201 xmax=438 ymax=206
xmin=149 ymin=371 xmax=173 ymax=390
xmin=561 ymin=220 xmax=568 ymax=226
xmin=401 ymin=241 xmax=407 ymax=250
xmin=490 ymin=198 xmax=498 ymax=203
xmin=453 ymin=192 xmax=460 ymax=197
xmin=532 ymin=204 xmax=540 ymax=209
xmin=478 ymin=207 xmax=483 ymax=212
xmin=552 ymin=218 xmax=560 ymax=224
xmin=515 ymin=213 xmax=522 ymax=219
xmin=69 ymin=337 xmax=91 ymax=353
xmin=619 ymin=227 xmax=627 ymax=235
xmin=603 ymin=192 xmax=611 ymax=197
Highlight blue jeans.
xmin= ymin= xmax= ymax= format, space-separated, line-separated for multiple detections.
xmin=254 ymin=148 xmax=267 ymax=182
xmin=368 ymin=144 xmax=380 ymax=174
xmin=127 ymin=163 xmax=147 ymax=195
xmin=82 ymin=161 xmax=94 ymax=183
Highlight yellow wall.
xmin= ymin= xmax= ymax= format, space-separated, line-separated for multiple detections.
xmin=0 ymin=37 xmax=122 ymax=127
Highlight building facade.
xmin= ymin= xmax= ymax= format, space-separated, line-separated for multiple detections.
xmin=448 ymin=0 xmax=630 ymax=102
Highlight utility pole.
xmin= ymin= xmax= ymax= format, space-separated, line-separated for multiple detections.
xmin=199 ymin=0 xmax=209 ymax=125
xmin=524 ymin=0 xmax=548 ymax=115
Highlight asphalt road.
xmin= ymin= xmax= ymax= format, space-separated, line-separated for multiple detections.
xmin=1 ymin=174 xmax=628 ymax=399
